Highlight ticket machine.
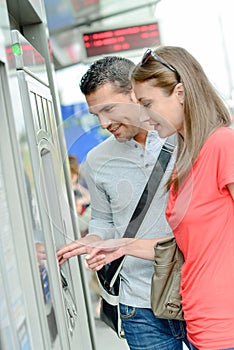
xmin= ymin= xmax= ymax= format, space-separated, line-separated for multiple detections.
xmin=8 ymin=29 xmax=96 ymax=349
xmin=0 ymin=1 xmax=97 ymax=348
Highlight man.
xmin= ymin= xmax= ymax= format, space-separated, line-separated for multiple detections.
xmin=58 ymin=56 xmax=188 ymax=349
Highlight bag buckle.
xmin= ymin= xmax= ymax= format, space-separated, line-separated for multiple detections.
xmin=166 ymin=302 xmax=181 ymax=313
xmin=104 ymin=280 xmax=111 ymax=293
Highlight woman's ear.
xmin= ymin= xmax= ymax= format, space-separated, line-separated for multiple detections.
xmin=130 ymin=89 xmax=139 ymax=104
xmin=175 ymin=83 xmax=184 ymax=104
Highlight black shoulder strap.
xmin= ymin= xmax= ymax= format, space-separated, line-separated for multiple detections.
xmin=123 ymin=135 xmax=175 ymax=238
xmin=98 ymin=135 xmax=175 ymax=286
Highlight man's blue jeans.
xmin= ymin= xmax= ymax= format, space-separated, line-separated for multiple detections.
xmin=120 ymin=304 xmax=189 ymax=350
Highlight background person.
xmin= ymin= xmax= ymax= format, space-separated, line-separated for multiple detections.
xmin=85 ymin=47 xmax=234 ymax=350
xmin=58 ymin=56 xmax=189 ymax=350
xmin=68 ymin=154 xmax=91 ymax=236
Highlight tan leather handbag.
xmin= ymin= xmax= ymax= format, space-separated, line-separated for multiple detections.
xmin=151 ymin=236 xmax=184 ymax=320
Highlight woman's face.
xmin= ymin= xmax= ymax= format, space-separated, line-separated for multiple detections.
xmin=132 ymin=80 xmax=185 ymax=138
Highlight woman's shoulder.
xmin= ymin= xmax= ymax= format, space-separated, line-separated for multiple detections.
xmin=212 ymin=126 xmax=234 ymax=137
xmin=200 ymin=127 xmax=234 ymax=161
xmin=207 ymin=126 xmax=234 ymax=146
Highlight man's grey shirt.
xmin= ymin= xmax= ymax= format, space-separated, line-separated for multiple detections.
xmin=84 ymin=130 xmax=175 ymax=308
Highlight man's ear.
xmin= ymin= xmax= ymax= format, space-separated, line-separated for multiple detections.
xmin=130 ymin=89 xmax=139 ymax=103
xmin=175 ymin=83 xmax=184 ymax=104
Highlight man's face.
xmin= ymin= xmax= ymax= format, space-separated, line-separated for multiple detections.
xmin=86 ymin=83 xmax=143 ymax=142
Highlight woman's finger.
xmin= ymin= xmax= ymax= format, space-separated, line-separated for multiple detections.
xmin=85 ymin=254 xmax=106 ymax=270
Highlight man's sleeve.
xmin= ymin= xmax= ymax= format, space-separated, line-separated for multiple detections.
xmin=83 ymin=159 xmax=116 ymax=240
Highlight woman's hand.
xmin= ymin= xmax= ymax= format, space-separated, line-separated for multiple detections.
xmin=85 ymin=238 xmax=136 ymax=270
xmin=85 ymin=236 xmax=168 ymax=270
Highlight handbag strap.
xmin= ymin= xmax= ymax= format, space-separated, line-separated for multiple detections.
xmin=100 ymin=135 xmax=175 ymax=285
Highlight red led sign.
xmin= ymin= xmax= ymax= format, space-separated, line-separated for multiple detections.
xmin=83 ymin=23 xmax=160 ymax=58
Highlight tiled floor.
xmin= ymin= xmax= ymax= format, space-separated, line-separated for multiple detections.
xmin=95 ymin=318 xmax=128 ymax=350
xmin=89 ymin=288 xmax=128 ymax=350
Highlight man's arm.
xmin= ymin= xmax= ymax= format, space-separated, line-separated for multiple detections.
xmin=84 ymin=158 xmax=116 ymax=238
xmin=57 ymin=157 xmax=116 ymax=264
xmin=57 ymin=234 xmax=101 ymax=265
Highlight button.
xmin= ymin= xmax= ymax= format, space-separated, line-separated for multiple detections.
xmin=140 ymin=154 xmax=144 ymax=158
xmin=145 ymin=164 xmax=149 ymax=168
xmin=134 ymin=144 xmax=138 ymax=148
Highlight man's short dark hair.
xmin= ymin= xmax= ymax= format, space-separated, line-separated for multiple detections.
xmin=80 ymin=56 xmax=135 ymax=96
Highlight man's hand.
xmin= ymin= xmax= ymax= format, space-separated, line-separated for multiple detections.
xmin=57 ymin=235 xmax=101 ymax=265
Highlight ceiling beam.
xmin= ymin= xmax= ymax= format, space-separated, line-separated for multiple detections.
xmin=49 ymin=0 xmax=161 ymax=35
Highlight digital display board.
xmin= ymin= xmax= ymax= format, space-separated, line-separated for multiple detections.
xmin=83 ymin=22 xmax=160 ymax=58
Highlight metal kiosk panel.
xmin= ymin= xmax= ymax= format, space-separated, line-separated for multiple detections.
xmin=10 ymin=29 xmax=95 ymax=350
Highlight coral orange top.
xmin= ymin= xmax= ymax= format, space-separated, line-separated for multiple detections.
xmin=166 ymin=127 xmax=234 ymax=350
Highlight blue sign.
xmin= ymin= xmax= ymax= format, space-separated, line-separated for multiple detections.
xmin=61 ymin=102 xmax=109 ymax=163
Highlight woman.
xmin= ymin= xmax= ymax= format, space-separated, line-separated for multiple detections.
xmin=85 ymin=46 xmax=234 ymax=350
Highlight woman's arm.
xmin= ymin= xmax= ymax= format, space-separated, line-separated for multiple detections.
xmin=85 ymin=236 xmax=170 ymax=270
xmin=227 ymin=182 xmax=234 ymax=200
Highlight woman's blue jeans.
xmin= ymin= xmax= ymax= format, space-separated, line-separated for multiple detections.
xmin=120 ymin=303 xmax=189 ymax=350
